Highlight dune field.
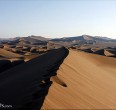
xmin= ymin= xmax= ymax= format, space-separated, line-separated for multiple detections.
xmin=42 ymin=50 xmax=116 ymax=109
xmin=0 ymin=35 xmax=116 ymax=109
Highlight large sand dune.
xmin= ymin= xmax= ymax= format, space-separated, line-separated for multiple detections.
xmin=42 ymin=50 xmax=116 ymax=109
xmin=0 ymin=47 xmax=68 ymax=110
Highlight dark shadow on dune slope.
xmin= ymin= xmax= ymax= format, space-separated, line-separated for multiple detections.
xmin=0 ymin=47 xmax=69 ymax=110
xmin=51 ymin=76 xmax=67 ymax=87
xmin=0 ymin=60 xmax=12 ymax=73
xmin=0 ymin=60 xmax=25 ymax=73
xmin=82 ymin=48 xmax=93 ymax=53
xmin=93 ymin=49 xmax=105 ymax=56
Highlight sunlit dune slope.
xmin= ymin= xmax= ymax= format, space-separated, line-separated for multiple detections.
xmin=104 ymin=49 xmax=116 ymax=57
xmin=0 ymin=48 xmax=23 ymax=58
xmin=24 ymin=54 xmax=40 ymax=61
xmin=42 ymin=50 xmax=116 ymax=109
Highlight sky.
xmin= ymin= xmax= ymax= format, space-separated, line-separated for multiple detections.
xmin=0 ymin=0 xmax=116 ymax=39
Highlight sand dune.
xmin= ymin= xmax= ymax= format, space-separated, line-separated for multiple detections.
xmin=104 ymin=49 xmax=116 ymax=57
xmin=0 ymin=47 xmax=68 ymax=110
xmin=77 ymin=47 xmax=116 ymax=58
xmin=91 ymin=48 xmax=102 ymax=52
xmin=82 ymin=48 xmax=93 ymax=53
xmin=0 ymin=48 xmax=23 ymax=58
xmin=42 ymin=50 xmax=116 ymax=109
xmin=24 ymin=54 xmax=40 ymax=61
xmin=91 ymin=49 xmax=105 ymax=55
xmin=0 ymin=60 xmax=12 ymax=73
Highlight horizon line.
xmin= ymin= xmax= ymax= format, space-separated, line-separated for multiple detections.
xmin=0 ymin=34 xmax=115 ymax=39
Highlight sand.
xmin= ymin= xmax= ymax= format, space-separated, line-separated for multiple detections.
xmin=0 ymin=48 xmax=23 ymax=58
xmin=24 ymin=54 xmax=40 ymax=61
xmin=0 ymin=47 xmax=68 ymax=110
xmin=104 ymin=49 xmax=116 ymax=57
xmin=42 ymin=50 xmax=116 ymax=109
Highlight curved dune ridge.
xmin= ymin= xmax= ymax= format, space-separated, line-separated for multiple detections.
xmin=0 ymin=47 xmax=68 ymax=110
xmin=80 ymin=48 xmax=116 ymax=58
xmin=42 ymin=50 xmax=116 ymax=109
xmin=104 ymin=49 xmax=116 ymax=57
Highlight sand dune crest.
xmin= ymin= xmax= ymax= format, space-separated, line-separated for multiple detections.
xmin=42 ymin=50 xmax=116 ymax=109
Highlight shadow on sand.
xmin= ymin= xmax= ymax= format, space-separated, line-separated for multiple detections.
xmin=0 ymin=47 xmax=69 ymax=110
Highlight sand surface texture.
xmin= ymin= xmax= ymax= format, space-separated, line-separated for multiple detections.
xmin=42 ymin=50 xmax=116 ymax=109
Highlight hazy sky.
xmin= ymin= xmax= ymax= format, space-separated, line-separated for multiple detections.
xmin=0 ymin=0 xmax=116 ymax=39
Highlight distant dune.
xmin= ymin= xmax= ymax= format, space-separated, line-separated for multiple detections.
xmin=0 ymin=35 xmax=116 ymax=109
xmin=0 ymin=48 xmax=23 ymax=58
xmin=104 ymin=49 xmax=116 ymax=57
xmin=42 ymin=50 xmax=116 ymax=109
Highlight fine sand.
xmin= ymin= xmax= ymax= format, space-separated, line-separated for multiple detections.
xmin=42 ymin=50 xmax=116 ymax=109
xmin=0 ymin=47 xmax=68 ymax=110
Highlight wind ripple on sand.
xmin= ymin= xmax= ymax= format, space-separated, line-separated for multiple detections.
xmin=42 ymin=50 xmax=116 ymax=109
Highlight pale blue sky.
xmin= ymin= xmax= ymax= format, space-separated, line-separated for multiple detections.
xmin=0 ymin=0 xmax=116 ymax=39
